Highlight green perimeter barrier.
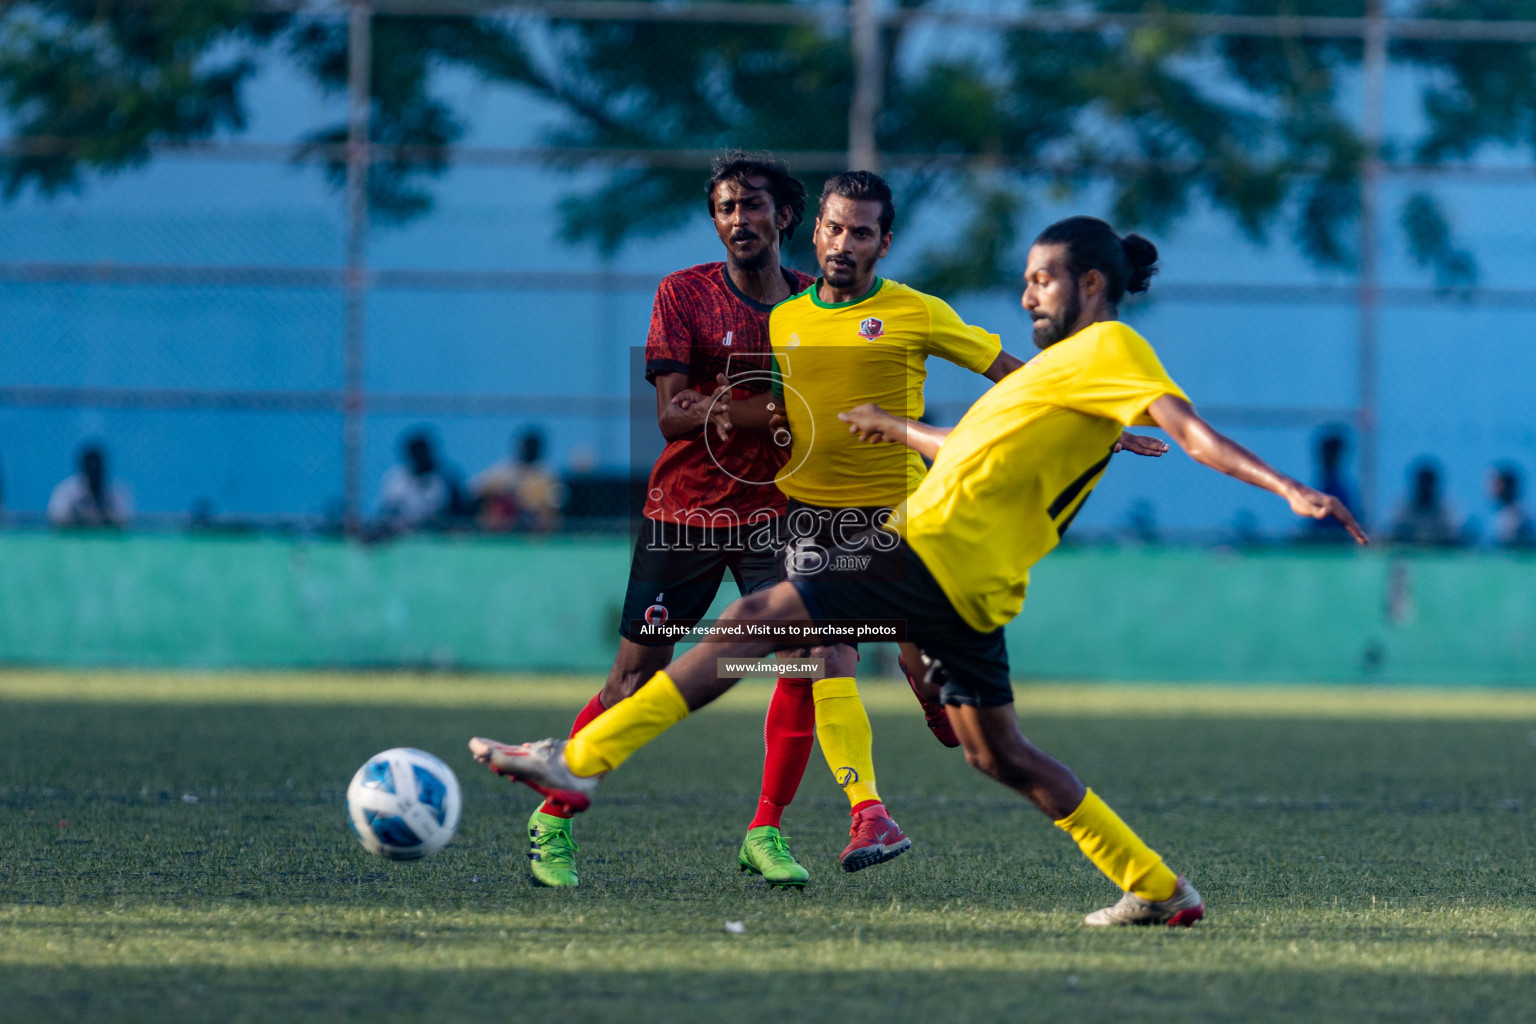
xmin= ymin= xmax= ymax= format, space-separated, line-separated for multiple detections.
xmin=0 ymin=532 xmax=1532 ymax=683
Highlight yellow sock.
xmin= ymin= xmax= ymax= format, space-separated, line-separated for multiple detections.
xmin=564 ymin=672 xmax=689 ymax=777
xmin=1054 ymin=788 xmax=1178 ymax=901
xmin=812 ymin=677 xmax=880 ymax=808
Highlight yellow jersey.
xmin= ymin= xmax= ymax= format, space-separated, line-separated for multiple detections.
xmin=894 ymin=320 xmax=1188 ymax=633
xmin=770 ymin=277 xmax=1001 ymax=508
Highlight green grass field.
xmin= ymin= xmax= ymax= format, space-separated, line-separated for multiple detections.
xmin=3 ymin=672 xmax=1535 ymax=1022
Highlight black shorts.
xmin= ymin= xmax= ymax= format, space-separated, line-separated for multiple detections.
xmin=776 ymin=500 xmax=899 ymax=651
xmin=619 ymin=517 xmax=784 ymax=645
xmin=790 ymin=534 xmax=1013 ymax=708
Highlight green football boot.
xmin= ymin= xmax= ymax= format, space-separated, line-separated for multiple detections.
xmin=738 ymin=825 xmax=810 ymax=888
xmin=527 ymin=809 xmax=579 ymax=887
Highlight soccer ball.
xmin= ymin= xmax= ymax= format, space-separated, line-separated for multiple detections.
xmin=346 ymin=747 xmax=462 ymax=860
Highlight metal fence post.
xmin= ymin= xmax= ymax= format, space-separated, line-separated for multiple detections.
xmin=848 ymin=0 xmax=882 ymax=170
xmin=1357 ymin=0 xmax=1386 ymax=526
xmin=344 ymin=0 xmax=372 ymax=531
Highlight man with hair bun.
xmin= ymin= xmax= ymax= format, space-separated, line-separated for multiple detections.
xmin=1025 ymin=216 xmax=1159 ymax=348
xmin=470 ymin=213 xmax=1367 ymax=926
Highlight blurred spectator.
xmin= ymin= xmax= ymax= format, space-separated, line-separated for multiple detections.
xmin=378 ymin=429 xmax=456 ymax=533
xmin=1123 ymin=499 xmax=1160 ymax=545
xmin=323 ymin=496 xmax=349 ymax=536
xmin=1228 ymin=509 xmax=1265 ymax=549
xmin=1304 ymin=428 xmax=1361 ymax=543
xmin=566 ymin=443 xmax=597 ymax=477
xmin=1488 ymin=463 xmax=1534 ymax=548
xmin=1389 ymin=459 xmax=1459 ymax=546
xmin=48 ymin=443 xmax=133 ymax=527
xmin=472 ymin=427 xmax=566 ymax=532
xmin=189 ymin=498 xmax=218 ymax=531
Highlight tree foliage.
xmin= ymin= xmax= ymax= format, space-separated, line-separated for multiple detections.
xmin=0 ymin=1 xmax=283 ymax=198
xmin=0 ymin=0 xmax=1530 ymax=289
xmin=0 ymin=2 xmax=525 ymax=221
xmin=284 ymin=15 xmax=517 ymax=223
xmin=515 ymin=0 xmax=1505 ymax=288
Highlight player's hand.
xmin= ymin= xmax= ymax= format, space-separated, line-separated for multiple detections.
xmin=669 ymin=387 xmax=713 ymax=432
xmin=669 ymin=381 xmax=732 ymax=440
xmin=1287 ymin=484 xmax=1370 ymax=545
xmin=670 ymin=388 xmax=707 ymax=411
xmin=838 ymin=403 xmax=902 ymax=444
xmin=766 ymin=406 xmax=791 ymax=447
xmin=705 ymin=373 xmax=735 ymax=441
xmin=1115 ymin=431 xmax=1170 ymax=457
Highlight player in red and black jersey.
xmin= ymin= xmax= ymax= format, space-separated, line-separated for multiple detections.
xmin=518 ymin=153 xmax=823 ymax=888
xmin=638 ymin=261 xmax=797 ymax=528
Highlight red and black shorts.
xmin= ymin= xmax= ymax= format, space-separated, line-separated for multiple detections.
xmin=619 ymin=516 xmax=784 ymax=645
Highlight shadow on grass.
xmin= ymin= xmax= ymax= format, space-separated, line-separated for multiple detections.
xmin=6 ymin=962 xmax=1534 ymax=1024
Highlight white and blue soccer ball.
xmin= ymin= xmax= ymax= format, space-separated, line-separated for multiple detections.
xmin=346 ymin=747 xmax=462 ymax=860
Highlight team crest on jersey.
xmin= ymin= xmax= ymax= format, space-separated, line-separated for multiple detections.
xmin=857 ymin=317 xmax=885 ymax=340
xmin=644 ymin=593 xmax=669 ymax=626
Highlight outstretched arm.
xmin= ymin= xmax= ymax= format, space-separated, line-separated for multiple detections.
xmin=840 ymin=400 xmax=1171 ymax=464
xmin=1149 ymin=395 xmax=1368 ymax=543
xmin=841 ymin=401 xmax=1167 ymax=465
xmin=838 ymin=404 xmax=951 ymax=461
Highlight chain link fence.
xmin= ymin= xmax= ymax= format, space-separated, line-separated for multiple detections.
xmin=3 ymin=1 xmax=1535 ymax=540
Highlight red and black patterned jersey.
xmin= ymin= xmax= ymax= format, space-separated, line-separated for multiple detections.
xmin=643 ymin=261 xmax=814 ymax=525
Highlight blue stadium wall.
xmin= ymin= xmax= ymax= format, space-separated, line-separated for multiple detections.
xmin=1 ymin=533 xmax=1532 ymax=683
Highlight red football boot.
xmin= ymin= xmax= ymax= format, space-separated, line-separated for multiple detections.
xmin=899 ymin=655 xmax=961 ymax=748
xmin=839 ymin=802 xmax=912 ymax=872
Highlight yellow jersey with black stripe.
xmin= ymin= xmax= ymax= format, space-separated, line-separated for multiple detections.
xmin=770 ymin=277 xmax=1001 ymax=508
xmin=894 ymin=320 xmax=1188 ymax=633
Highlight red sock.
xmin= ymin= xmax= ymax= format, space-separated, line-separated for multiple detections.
xmin=748 ymin=677 xmax=816 ymax=830
xmin=851 ymin=799 xmax=884 ymax=818
xmin=539 ymin=692 xmax=607 ymax=818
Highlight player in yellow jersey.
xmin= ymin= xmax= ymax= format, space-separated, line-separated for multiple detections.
xmin=470 ymin=215 xmax=1365 ymax=924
